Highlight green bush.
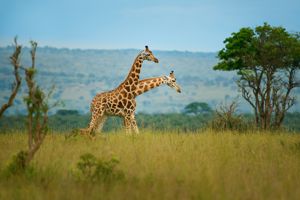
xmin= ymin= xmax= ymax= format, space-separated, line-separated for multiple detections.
xmin=76 ymin=153 xmax=124 ymax=183
xmin=3 ymin=151 xmax=36 ymax=178
xmin=208 ymin=100 xmax=252 ymax=132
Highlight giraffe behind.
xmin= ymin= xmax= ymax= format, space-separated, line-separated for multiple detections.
xmin=82 ymin=46 xmax=159 ymax=137
xmin=91 ymin=71 xmax=181 ymax=135
xmin=134 ymin=71 xmax=181 ymax=96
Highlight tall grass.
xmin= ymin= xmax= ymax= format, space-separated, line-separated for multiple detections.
xmin=0 ymin=130 xmax=300 ymax=200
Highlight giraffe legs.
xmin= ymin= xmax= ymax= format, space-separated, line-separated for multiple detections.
xmin=123 ymin=114 xmax=139 ymax=134
xmin=95 ymin=115 xmax=107 ymax=134
xmin=130 ymin=114 xmax=139 ymax=134
xmin=124 ymin=116 xmax=132 ymax=134
xmin=80 ymin=110 xmax=104 ymax=138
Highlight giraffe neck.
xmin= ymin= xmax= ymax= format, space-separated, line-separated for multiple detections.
xmin=119 ymin=52 xmax=144 ymax=91
xmin=134 ymin=76 xmax=165 ymax=96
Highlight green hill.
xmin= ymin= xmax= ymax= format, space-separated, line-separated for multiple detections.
xmin=0 ymin=46 xmax=299 ymax=114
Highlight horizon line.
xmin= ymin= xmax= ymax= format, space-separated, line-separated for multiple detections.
xmin=0 ymin=44 xmax=218 ymax=54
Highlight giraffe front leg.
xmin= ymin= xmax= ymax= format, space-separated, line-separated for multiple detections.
xmin=123 ymin=116 xmax=132 ymax=134
xmin=130 ymin=114 xmax=139 ymax=134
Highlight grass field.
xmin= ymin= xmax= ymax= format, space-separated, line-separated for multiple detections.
xmin=0 ymin=131 xmax=300 ymax=200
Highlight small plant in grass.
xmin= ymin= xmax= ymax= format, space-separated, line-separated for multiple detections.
xmin=76 ymin=153 xmax=124 ymax=183
xmin=209 ymin=99 xmax=251 ymax=132
xmin=2 ymin=151 xmax=36 ymax=178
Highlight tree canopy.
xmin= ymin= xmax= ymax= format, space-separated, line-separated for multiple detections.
xmin=214 ymin=23 xmax=300 ymax=129
xmin=183 ymin=102 xmax=212 ymax=115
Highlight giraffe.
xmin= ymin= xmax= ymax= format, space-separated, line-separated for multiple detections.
xmin=92 ymin=71 xmax=181 ymax=134
xmin=81 ymin=46 xmax=159 ymax=136
xmin=134 ymin=70 xmax=181 ymax=97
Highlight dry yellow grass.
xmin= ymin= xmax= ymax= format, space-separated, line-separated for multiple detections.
xmin=0 ymin=130 xmax=300 ymax=200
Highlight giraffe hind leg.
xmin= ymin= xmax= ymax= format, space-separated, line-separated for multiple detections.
xmin=95 ymin=115 xmax=108 ymax=134
xmin=81 ymin=109 xmax=104 ymax=138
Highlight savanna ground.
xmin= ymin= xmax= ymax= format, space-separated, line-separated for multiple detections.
xmin=0 ymin=130 xmax=300 ymax=200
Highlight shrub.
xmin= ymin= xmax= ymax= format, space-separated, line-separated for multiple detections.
xmin=3 ymin=151 xmax=36 ymax=178
xmin=76 ymin=153 xmax=124 ymax=183
xmin=209 ymin=100 xmax=251 ymax=132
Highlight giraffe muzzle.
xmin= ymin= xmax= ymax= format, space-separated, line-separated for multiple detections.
xmin=154 ymin=58 xmax=159 ymax=63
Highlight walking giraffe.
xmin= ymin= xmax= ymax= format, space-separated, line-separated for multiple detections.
xmin=81 ymin=46 xmax=159 ymax=136
xmin=92 ymin=71 xmax=181 ymax=134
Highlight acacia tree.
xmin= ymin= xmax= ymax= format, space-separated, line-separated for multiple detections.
xmin=183 ymin=102 xmax=212 ymax=115
xmin=214 ymin=23 xmax=300 ymax=129
xmin=0 ymin=38 xmax=22 ymax=118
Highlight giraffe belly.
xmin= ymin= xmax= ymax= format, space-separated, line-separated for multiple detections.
xmin=104 ymin=98 xmax=135 ymax=117
xmin=91 ymin=89 xmax=136 ymax=117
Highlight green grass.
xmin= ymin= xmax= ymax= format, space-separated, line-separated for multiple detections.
xmin=0 ymin=130 xmax=300 ymax=200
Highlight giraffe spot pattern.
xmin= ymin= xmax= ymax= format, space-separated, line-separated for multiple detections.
xmin=85 ymin=49 xmax=161 ymax=135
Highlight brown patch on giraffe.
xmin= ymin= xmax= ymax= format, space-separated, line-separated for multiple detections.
xmin=113 ymin=99 xmax=118 ymax=103
xmin=118 ymin=101 xmax=123 ymax=108
xmin=131 ymin=85 xmax=136 ymax=91
xmin=135 ymin=68 xmax=140 ymax=73
xmin=125 ymin=85 xmax=130 ymax=91
xmin=128 ymin=93 xmax=132 ymax=99
xmin=128 ymin=78 xmax=133 ymax=84
xmin=153 ymin=79 xmax=157 ymax=83
xmin=121 ymin=90 xmax=126 ymax=96
xmin=150 ymin=83 xmax=155 ymax=88
xmin=122 ymin=99 xmax=127 ymax=106
xmin=129 ymin=104 xmax=135 ymax=109
xmin=127 ymin=101 xmax=132 ymax=107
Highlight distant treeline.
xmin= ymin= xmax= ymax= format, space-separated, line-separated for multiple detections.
xmin=1 ymin=111 xmax=300 ymax=133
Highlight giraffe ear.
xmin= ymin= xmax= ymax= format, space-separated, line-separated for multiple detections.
xmin=170 ymin=71 xmax=174 ymax=78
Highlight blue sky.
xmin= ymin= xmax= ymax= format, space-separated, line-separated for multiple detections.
xmin=0 ymin=0 xmax=299 ymax=52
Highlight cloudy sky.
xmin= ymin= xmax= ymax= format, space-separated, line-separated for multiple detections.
xmin=0 ymin=0 xmax=299 ymax=51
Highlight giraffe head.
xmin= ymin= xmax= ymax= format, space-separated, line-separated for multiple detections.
xmin=163 ymin=71 xmax=181 ymax=93
xmin=141 ymin=46 xmax=159 ymax=63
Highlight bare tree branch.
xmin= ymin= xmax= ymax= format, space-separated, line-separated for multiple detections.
xmin=0 ymin=37 xmax=22 ymax=118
